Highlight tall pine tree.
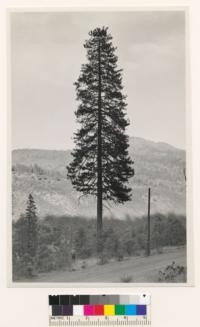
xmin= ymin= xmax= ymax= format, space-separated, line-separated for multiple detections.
xmin=67 ymin=27 xmax=134 ymax=250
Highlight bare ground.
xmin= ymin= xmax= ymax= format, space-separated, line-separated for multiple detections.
xmin=19 ymin=246 xmax=186 ymax=283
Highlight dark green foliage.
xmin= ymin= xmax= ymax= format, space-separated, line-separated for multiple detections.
xmin=12 ymin=212 xmax=186 ymax=280
xmin=158 ymin=261 xmax=186 ymax=282
xmin=151 ymin=217 xmax=164 ymax=252
xmin=67 ymin=26 xmax=134 ymax=207
xmin=12 ymin=194 xmax=38 ymax=278
xmin=123 ymin=229 xmax=140 ymax=256
xmin=37 ymin=223 xmax=69 ymax=272
xmin=25 ymin=194 xmax=38 ymax=258
xmin=75 ymin=227 xmax=92 ymax=258
xmin=165 ymin=216 xmax=186 ymax=246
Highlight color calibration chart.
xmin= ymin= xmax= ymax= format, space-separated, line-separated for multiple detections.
xmin=49 ymin=294 xmax=151 ymax=326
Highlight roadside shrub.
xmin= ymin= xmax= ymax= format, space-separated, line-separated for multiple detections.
xmin=120 ymin=274 xmax=133 ymax=283
xmin=158 ymin=261 xmax=186 ymax=282
xmin=97 ymin=251 xmax=109 ymax=265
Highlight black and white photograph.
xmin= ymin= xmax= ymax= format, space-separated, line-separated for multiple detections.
xmin=10 ymin=10 xmax=187 ymax=284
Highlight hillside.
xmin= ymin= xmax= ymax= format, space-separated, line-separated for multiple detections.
xmin=12 ymin=137 xmax=186 ymax=220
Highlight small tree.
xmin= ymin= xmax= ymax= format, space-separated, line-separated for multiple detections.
xmin=12 ymin=194 xmax=39 ymax=278
xmin=25 ymin=194 xmax=38 ymax=259
xmin=67 ymin=27 xmax=134 ymax=252
xmin=22 ymin=194 xmax=38 ymax=277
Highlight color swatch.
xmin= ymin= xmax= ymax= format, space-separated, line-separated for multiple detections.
xmin=49 ymin=295 xmax=147 ymax=317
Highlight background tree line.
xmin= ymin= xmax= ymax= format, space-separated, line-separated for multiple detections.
xmin=12 ymin=194 xmax=186 ymax=280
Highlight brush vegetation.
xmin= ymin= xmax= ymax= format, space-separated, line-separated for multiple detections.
xmin=12 ymin=210 xmax=186 ymax=280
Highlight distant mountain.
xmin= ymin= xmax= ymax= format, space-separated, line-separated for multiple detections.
xmin=12 ymin=137 xmax=186 ymax=220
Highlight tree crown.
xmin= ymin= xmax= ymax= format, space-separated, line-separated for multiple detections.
xmin=67 ymin=27 xmax=134 ymax=205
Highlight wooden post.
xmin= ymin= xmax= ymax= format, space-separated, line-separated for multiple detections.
xmin=146 ymin=188 xmax=151 ymax=256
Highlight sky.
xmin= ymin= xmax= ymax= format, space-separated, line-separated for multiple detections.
xmin=11 ymin=11 xmax=186 ymax=150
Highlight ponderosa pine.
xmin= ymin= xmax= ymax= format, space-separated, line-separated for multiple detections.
xmin=67 ymin=27 xmax=134 ymax=251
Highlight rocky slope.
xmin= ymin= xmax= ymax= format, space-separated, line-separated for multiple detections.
xmin=12 ymin=137 xmax=186 ymax=220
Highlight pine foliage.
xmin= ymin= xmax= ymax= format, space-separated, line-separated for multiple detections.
xmin=25 ymin=193 xmax=38 ymax=258
xmin=12 ymin=194 xmax=38 ymax=278
xmin=67 ymin=27 xmax=134 ymax=205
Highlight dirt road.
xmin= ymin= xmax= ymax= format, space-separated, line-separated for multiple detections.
xmin=25 ymin=246 xmax=186 ymax=283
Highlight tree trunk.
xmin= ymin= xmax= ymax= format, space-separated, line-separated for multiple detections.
xmin=97 ymin=38 xmax=103 ymax=253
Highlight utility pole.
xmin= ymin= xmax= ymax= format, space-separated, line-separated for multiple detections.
xmin=146 ymin=188 xmax=151 ymax=256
